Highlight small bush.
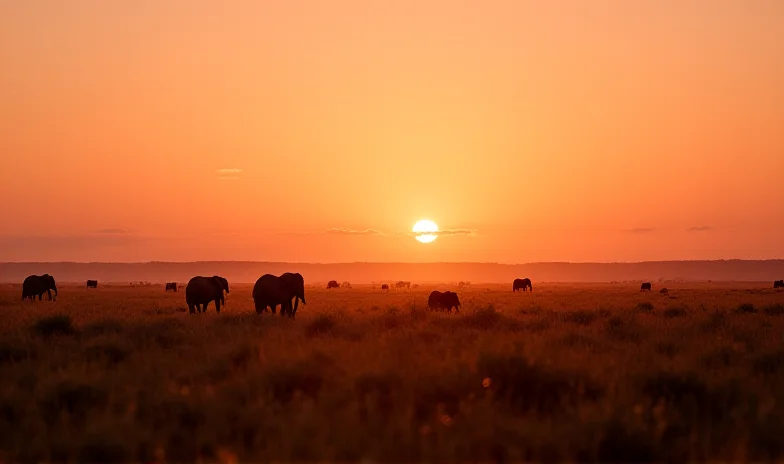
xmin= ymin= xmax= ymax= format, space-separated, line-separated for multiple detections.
xmin=477 ymin=353 xmax=603 ymax=415
xmin=461 ymin=305 xmax=506 ymax=330
xmin=702 ymin=311 xmax=728 ymax=332
xmin=81 ymin=318 xmax=123 ymax=338
xmin=563 ymin=310 xmax=600 ymax=326
xmin=636 ymin=302 xmax=654 ymax=312
xmin=735 ymin=303 xmax=756 ymax=314
xmin=31 ymin=314 xmax=76 ymax=337
xmin=763 ymin=304 xmax=784 ymax=316
xmin=0 ymin=341 xmax=34 ymax=365
xmin=39 ymin=381 xmax=109 ymax=425
xmin=84 ymin=341 xmax=131 ymax=366
xmin=663 ymin=307 xmax=687 ymax=318
xmin=753 ymin=350 xmax=784 ymax=377
xmin=305 ymin=314 xmax=336 ymax=337
xmin=264 ymin=362 xmax=325 ymax=403
xmin=605 ymin=316 xmax=641 ymax=341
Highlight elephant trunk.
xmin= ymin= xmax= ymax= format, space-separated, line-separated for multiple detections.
xmin=53 ymin=287 xmax=58 ymax=298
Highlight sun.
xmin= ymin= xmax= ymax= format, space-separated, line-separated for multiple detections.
xmin=413 ymin=219 xmax=439 ymax=243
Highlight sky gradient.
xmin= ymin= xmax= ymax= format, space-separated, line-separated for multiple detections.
xmin=1 ymin=1 xmax=782 ymax=263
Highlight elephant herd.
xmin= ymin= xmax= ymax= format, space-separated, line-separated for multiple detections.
xmin=19 ymin=273 xmax=784 ymax=318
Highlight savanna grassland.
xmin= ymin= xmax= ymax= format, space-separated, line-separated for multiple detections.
xmin=1 ymin=282 xmax=784 ymax=463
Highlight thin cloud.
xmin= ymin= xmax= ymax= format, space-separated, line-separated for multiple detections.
xmin=216 ymin=168 xmax=242 ymax=174
xmin=218 ymin=176 xmax=240 ymax=180
xmin=688 ymin=226 xmax=714 ymax=232
xmin=625 ymin=228 xmax=656 ymax=234
xmin=407 ymin=228 xmax=479 ymax=237
xmin=324 ymin=228 xmax=385 ymax=236
xmin=95 ymin=228 xmax=135 ymax=235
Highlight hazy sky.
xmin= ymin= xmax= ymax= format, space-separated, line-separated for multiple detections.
xmin=1 ymin=1 xmax=782 ymax=263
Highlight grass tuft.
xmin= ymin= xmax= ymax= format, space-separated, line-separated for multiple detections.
xmin=31 ymin=314 xmax=76 ymax=337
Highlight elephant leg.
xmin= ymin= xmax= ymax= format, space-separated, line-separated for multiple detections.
xmin=215 ymin=298 xmax=221 ymax=314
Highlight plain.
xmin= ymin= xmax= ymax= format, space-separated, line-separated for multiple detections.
xmin=1 ymin=282 xmax=783 ymax=462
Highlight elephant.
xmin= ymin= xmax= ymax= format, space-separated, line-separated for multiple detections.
xmin=327 ymin=280 xmax=340 ymax=289
xmin=660 ymin=288 xmax=669 ymax=295
xmin=342 ymin=281 xmax=352 ymax=289
xmin=185 ymin=276 xmax=229 ymax=314
xmin=513 ymin=278 xmax=532 ymax=292
xmin=86 ymin=280 xmax=98 ymax=288
xmin=774 ymin=280 xmax=783 ymax=289
xmin=253 ymin=272 xmax=306 ymax=318
xmin=428 ymin=291 xmax=461 ymax=313
xmin=22 ymin=274 xmax=58 ymax=301
xmin=165 ymin=282 xmax=178 ymax=292
xmin=640 ymin=282 xmax=652 ymax=292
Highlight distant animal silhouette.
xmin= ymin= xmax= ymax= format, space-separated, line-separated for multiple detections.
xmin=775 ymin=280 xmax=784 ymax=289
xmin=412 ymin=284 xmax=419 ymax=288
xmin=341 ymin=281 xmax=352 ymax=289
xmin=86 ymin=280 xmax=98 ymax=289
xmin=253 ymin=273 xmax=306 ymax=318
xmin=396 ymin=281 xmax=411 ymax=289
xmin=381 ymin=284 xmax=389 ymax=291
xmin=458 ymin=281 xmax=471 ymax=288
xmin=327 ymin=280 xmax=340 ymax=289
xmin=428 ymin=291 xmax=461 ymax=313
xmin=660 ymin=288 xmax=669 ymax=295
xmin=185 ymin=276 xmax=229 ymax=314
xmin=165 ymin=282 xmax=178 ymax=292
xmin=513 ymin=278 xmax=532 ymax=292
xmin=22 ymin=274 xmax=58 ymax=302
xmin=640 ymin=282 xmax=652 ymax=292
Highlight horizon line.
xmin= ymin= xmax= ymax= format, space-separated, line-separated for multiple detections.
xmin=2 ymin=258 xmax=784 ymax=265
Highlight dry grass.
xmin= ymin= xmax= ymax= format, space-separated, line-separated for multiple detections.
xmin=0 ymin=281 xmax=783 ymax=462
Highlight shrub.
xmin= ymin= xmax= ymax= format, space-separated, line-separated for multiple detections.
xmin=636 ymin=302 xmax=654 ymax=312
xmin=0 ymin=341 xmax=34 ymax=365
xmin=763 ymin=304 xmax=784 ymax=316
xmin=31 ymin=314 xmax=76 ymax=337
xmin=477 ymin=353 xmax=603 ymax=415
xmin=84 ymin=341 xmax=131 ymax=366
xmin=753 ymin=350 xmax=784 ymax=377
xmin=640 ymin=372 xmax=742 ymax=423
xmin=663 ymin=307 xmax=687 ymax=318
xmin=563 ymin=309 xmax=599 ymax=325
xmin=81 ymin=318 xmax=123 ymax=338
xmin=38 ymin=381 xmax=108 ymax=426
xmin=264 ymin=362 xmax=325 ymax=403
xmin=735 ymin=303 xmax=756 ymax=314
xmin=305 ymin=314 xmax=336 ymax=337
xmin=461 ymin=305 xmax=506 ymax=330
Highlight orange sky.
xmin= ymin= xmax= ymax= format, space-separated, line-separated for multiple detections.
xmin=1 ymin=1 xmax=783 ymax=263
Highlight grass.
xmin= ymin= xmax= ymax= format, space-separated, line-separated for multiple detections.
xmin=0 ymin=281 xmax=783 ymax=461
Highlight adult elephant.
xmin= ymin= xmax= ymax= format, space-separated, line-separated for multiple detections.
xmin=253 ymin=272 xmax=306 ymax=318
xmin=327 ymin=280 xmax=340 ymax=289
xmin=185 ymin=276 xmax=229 ymax=314
xmin=22 ymin=274 xmax=58 ymax=301
xmin=86 ymin=280 xmax=98 ymax=288
xmin=640 ymin=282 xmax=652 ymax=292
xmin=513 ymin=278 xmax=532 ymax=292
xmin=428 ymin=291 xmax=461 ymax=313
xmin=774 ymin=280 xmax=784 ymax=289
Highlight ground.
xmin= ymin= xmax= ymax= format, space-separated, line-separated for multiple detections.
xmin=1 ymin=282 xmax=783 ymax=462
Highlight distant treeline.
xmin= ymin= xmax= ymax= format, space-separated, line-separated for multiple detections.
xmin=1 ymin=260 xmax=783 ymax=284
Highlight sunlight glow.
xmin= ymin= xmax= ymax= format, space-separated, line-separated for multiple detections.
xmin=413 ymin=220 xmax=439 ymax=244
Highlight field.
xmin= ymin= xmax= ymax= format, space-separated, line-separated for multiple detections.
xmin=1 ymin=282 xmax=784 ymax=462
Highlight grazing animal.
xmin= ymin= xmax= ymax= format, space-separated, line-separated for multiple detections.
xmin=458 ymin=281 xmax=471 ymax=288
xmin=341 ymin=281 xmax=352 ymax=289
xmin=640 ymin=282 xmax=652 ymax=292
xmin=428 ymin=291 xmax=461 ymax=313
xmin=660 ymin=288 xmax=669 ymax=295
xmin=381 ymin=284 xmax=389 ymax=291
xmin=185 ymin=276 xmax=229 ymax=314
xmin=86 ymin=280 xmax=98 ymax=289
xmin=774 ymin=280 xmax=784 ymax=289
xmin=327 ymin=280 xmax=340 ymax=289
xmin=253 ymin=273 xmax=306 ymax=318
xmin=22 ymin=274 xmax=58 ymax=302
xmin=165 ymin=282 xmax=178 ymax=292
xmin=395 ymin=281 xmax=411 ymax=289
xmin=513 ymin=278 xmax=533 ymax=292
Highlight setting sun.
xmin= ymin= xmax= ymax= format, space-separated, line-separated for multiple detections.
xmin=413 ymin=220 xmax=439 ymax=244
